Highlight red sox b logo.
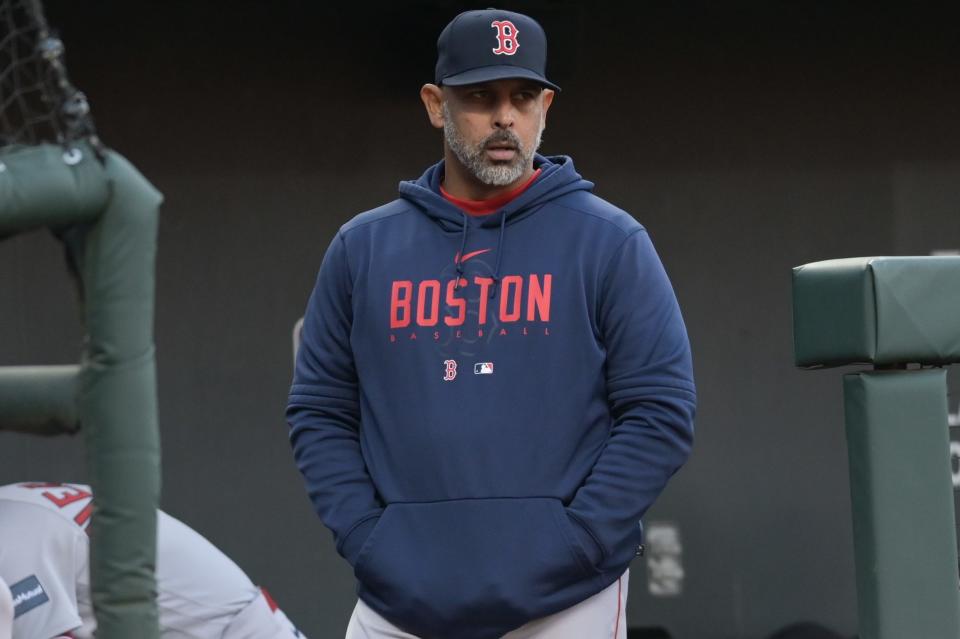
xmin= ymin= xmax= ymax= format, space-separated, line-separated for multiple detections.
xmin=491 ymin=20 xmax=519 ymax=56
xmin=443 ymin=359 xmax=458 ymax=381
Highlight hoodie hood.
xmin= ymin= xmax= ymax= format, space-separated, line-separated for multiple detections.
xmin=398 ymin=154 xmax=594 ymax=231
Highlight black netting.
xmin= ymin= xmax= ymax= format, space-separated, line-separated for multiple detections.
xmin=0 ymin=0 xmax=99 ymax=150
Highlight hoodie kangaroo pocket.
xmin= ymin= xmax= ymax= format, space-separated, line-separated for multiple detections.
xmin=353 ymin=497 xmax=602 ymax=637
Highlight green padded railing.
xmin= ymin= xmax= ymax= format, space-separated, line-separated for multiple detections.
xmin=794 ymin=257 xmax=960 ymax=368
xmin=793 ymin=256 xmax=960 ymax=639
xmin=0 ymin=365 xmax=80 ymax=434
xmin=0 ymin=142 xmax=162 ymax=639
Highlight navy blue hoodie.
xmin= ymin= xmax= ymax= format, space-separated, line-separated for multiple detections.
xmin=288 ymin=155 xmax=695 ymax=638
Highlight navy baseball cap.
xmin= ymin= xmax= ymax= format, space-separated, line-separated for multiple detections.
xmin=435 ymin=9 xmax=561 ymax=91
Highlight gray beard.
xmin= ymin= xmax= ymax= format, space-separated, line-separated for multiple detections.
xmin=443 ymin=102 xmax=543 ymax=187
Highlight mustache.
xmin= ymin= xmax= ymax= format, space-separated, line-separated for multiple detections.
xmin=481 ymin=130 xmax=522 ymax=150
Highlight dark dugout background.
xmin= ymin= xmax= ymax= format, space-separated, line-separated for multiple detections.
xmin=2 ymin=1 xmax=960 ymax=637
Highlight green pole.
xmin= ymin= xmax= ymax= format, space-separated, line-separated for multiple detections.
xmin=0 ymin=143 xmax=162 ymax=638
xmin=0 ymin=144 xmax=105 ymax=233
xmin=844 ymin=370 xmax=960 ymax=639
xmin=73 ymin=151 xmax=163 ymax=639
xmin=793 ymin=256 xmax=960 ymax=639
xmin=0 ymin=365 xmax=80 ymax=434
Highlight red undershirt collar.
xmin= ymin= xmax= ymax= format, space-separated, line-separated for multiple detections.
xmin=440 ymin=168 xmax=542 ymax=217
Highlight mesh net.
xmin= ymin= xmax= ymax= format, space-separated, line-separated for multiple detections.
xmin=0 ymin=0 xmax=99 ymax=150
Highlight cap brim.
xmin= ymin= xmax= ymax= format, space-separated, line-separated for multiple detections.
xmin=440 ymin=65 xmax=561 ymax=92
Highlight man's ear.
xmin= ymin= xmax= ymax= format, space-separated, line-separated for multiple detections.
xmin=420 ymin=84 xmax=445 ymax=129
xmin=541 ymin=88 xmax=555 ymax=121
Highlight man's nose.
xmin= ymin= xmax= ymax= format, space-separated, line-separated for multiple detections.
xmin=492 ymin=99 xmax=515 ymax=129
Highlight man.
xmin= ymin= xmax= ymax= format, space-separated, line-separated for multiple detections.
xmin=0 ymin=482 xmax=305 ymax=638
xmin=288 ymin=8 xmax=695 ymax=639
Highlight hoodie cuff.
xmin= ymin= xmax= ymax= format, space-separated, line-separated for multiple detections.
xmin=339 ymin=513 xmax=382 ymax=566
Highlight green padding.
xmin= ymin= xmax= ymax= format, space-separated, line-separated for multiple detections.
xmin=0 ymin=365 xmax=80 ymax=434
xmin=793 ymin=256 xmax=960 ymax=367
xmin=0 ymin=144 xmax=162 ymax=636
xmin=843 ymin=370 xmax=960 ymax=639
xmin=0 ymin=143 xmax=108 ymax=234
xmin=66 ymin=151 xmax=163 ymax=639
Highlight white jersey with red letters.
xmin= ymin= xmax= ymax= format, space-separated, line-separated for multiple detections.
xmin=0 ymin=576 xmax=13 ymax=639
xmin=0 ymin=482 xmax=304 ymax=639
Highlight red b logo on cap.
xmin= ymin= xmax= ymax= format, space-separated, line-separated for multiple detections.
xmin=491 ymin=20 xmax=519 ymax=56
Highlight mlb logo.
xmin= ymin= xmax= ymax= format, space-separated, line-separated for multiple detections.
xmin=474 ymin=362 xmax=494 ymax=375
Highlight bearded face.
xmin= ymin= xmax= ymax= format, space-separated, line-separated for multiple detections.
xmin=443 ymin=100 xmax=544 ymax=187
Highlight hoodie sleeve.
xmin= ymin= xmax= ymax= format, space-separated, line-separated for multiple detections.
xmin=567 ymin=228 xmax=696 ymax=570
xmin=287 ymin=231 xmax=383 ymax=567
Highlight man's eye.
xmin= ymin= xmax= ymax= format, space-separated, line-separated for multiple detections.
xmin=470 ymin=91 xmax=489 ymax=99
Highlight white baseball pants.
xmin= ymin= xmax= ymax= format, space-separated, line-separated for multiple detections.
xmin=345 ymin=569 xmax=628 ymax=639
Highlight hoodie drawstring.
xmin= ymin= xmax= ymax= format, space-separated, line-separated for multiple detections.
xmin=452 ymin=211 xmax=507 ymax=297
xmin=489 ymin=211 xmax=507 ymax=299
xmin=453 ymin=214 xmax=469 ymax=290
